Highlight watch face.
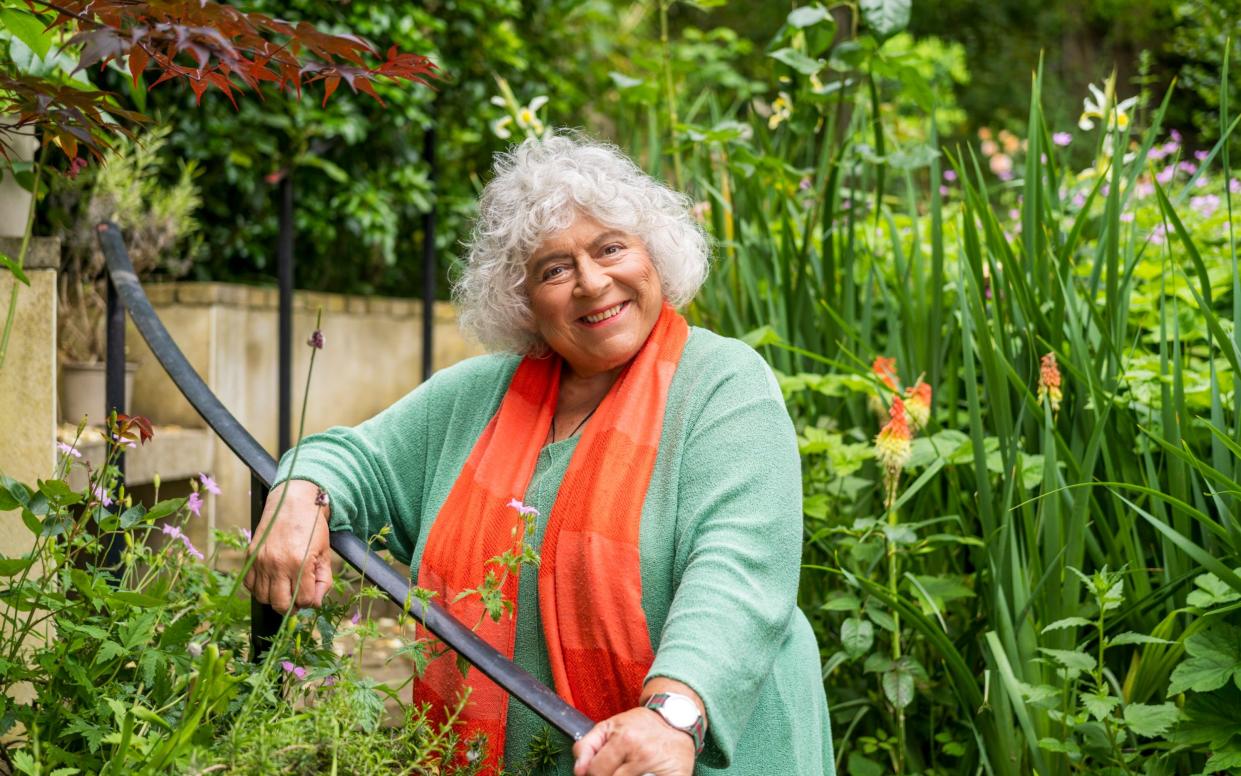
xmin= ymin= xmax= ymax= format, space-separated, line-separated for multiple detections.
xmin=661 ymin=695 xmax=700 ymax=728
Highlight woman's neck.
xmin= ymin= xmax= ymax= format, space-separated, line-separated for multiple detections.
xmin=551 ymin=364 xmax=620 ymax=442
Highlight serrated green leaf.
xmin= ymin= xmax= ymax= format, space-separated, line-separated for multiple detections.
xmin=1187 ymin=571 xmax=1241 ymax=608
xmin=841 ymin=617 xmax=873 ymax=659
xmin=350 ymin=680 xmax=384 ymax=733
xmin=95 ymin=640 xmax=126 ymax=665
xmin=1108 ymin=631 xmax=1171 ymax=647
xmin=1171 ymin=683 xmax=1241 ymax=749
xmin=1081 ymin=689 xmax=1120 ymax=720
xmin=1123 ymin=702 xmax=1179 ymax=737
xmin=1038 ymin=647 xmax=1095 ymax=677
xmin=1038 ymin=737 xmax=1081 ymax=755
xmin=1043 ymin=616 xmax=1092 ymax=633
xmin=1167 ymin=624 xmax=1241 ymax=695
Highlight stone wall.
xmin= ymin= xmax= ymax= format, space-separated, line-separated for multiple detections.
xmin=0 ymin=237 xmax=58 ymax=560
xmin=126 ymin=282 xmax=485 ymax=556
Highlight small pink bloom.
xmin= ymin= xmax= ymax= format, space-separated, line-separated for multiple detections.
xmin=507 ymin=497 xmax=539 ymax=518
xmin=92 ymin=485 xmax=113 ymax=507
xmin=939 ymin=185 xmax=950 ymax=197
xmin=57 ymin=442 xmax=81 ymax=459
xmin=1171 ymin=129 xmax=1183 ymax=143
xmin=351 ymin=609 xmax=361 ymax=626
xmin=1230 ymin=179 xmax=1241 ymax=194
xmin=186 ymin=492 xmax=203 ymax=517
xmin=1120 ymin=212 xmax=1135 ymax=222
xmin=281 ymin=661 xmax=308 ymax=680
xmin=1194 ymin=150 xmax=1209 ymax=162
xmin=241 ymin=527 xmax=253 ymax=542
xmin=1156 ymin=166 xmax=1175 ymax=185
xmin=1052 ymin=132 xmax=1072 ymax=147
xmin=199 ymin=472 xmax=221 ymax=495
xmin=942 ymin=169 xmax=957 ymax=182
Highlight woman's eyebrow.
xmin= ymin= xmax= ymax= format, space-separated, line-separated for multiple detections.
xmin=588 ymin=230 xmax=628 ymax=250
xmin=531 ymin=231 xmax=629 ymax=268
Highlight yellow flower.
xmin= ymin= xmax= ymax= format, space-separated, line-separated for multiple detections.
xmin=769 ymin=92 xmax=793 ymax=130
xmin=875 ymin=397 xmax=913 ymax=508
xmin=904 ymin=380 xmax=932 ymax=430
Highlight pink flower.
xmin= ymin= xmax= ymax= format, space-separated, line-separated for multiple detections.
xmin=1037 ymin=353 xmax=1063 ymax=414
xmin=1120 ymin=212 xmax=1135 ymax=223
xmin=351 ymin=609 xmax=361 ymax=626
xmin=1171 ymin=129 xmax=1183 ymax=143
xmin=942 ymin=169 xmax=957 ymax=182
xmin=161 ymin=523 xmax=204 ymax=560
xmin=92 ymin=485 xmax=113 ymax=507
xmin=939 ymin=185 xmax=950 ymax=197
xmin=1230 ymin=179 xmax=1241 ymax=194
xmin=1156 ymin=166 xmax=1175 ymax=185
xmin=1071 ymin=192 xmax=1086 ymax=208
xmin=315 ymin=489 xmax=330 ymax=507
xmin=241 ymin=527 xmax=252 ymax=543
xmin=1194 ymin=150 xmax=1209 ymax=162
xmin=57 ymin=442 xmax=81 ymax=459
xmin=281 ymin=661 xmax=308 ymax=680
xmin=186 ymin=491 xmax=203 ymax=517
xmin=507 ymin=497 xmax=539 ymax=518
xmin=66 ymin=156 xmax=88 ymax=179
xmin=1190 ymin=194 xmax=1220 ymax=218
xmin=307 ymin=330 xmax=325 ymax=349
xmin=199 ymin=473 xmax=221 ymax=495
xmin=1052 ymin=132 xmax=1072 ymax=147
xmin=110 ymin=433 xmax=137 ymax=449
xmin=1135 ymin=181 xmax=1154 ymax=199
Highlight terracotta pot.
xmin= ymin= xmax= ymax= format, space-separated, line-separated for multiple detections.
xmin=59 ymin=361 xmax=137 ymax=426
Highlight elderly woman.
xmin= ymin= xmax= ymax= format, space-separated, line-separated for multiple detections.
xmin=245 ymin=133 xmax=834 ymax=776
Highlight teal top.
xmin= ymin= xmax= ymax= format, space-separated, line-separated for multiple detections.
xmin=275 ymin=327 xmax=835 ymax=775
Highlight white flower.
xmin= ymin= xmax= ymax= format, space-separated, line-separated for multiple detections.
xmin=491 ymin=115 xmax=513 ymax=139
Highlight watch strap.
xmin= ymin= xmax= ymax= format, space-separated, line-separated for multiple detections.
xmin=644 ymin=692 xmax=706 ymax=755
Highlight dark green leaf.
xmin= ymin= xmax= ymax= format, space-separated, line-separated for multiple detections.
xmin=859 ymin=0 xmax=910 ymax=38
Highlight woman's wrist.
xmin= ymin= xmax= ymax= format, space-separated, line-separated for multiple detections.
xmin=640 ymin=676 xmax=708 ymax=739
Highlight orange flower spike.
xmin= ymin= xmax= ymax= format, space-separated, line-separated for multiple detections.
xmin=875 ymin=397 xmax=913 ymax=508
xmin=1037 ymin=353 xmax=1063 ymax=414
xmin=872 ymin=356 xmax=899 ymax=391
xmin=904 ymin=380 xmax=932 ymax=431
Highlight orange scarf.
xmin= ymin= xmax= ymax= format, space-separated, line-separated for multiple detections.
xmin=414 ymin=303 xmax=689 ymax=774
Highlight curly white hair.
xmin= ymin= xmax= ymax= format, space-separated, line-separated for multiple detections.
xmin=452 ymin=131 xmax=710 ymax=353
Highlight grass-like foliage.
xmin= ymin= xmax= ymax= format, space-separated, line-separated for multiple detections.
xmin=612 ymin=5 xmax=1241 ymax=774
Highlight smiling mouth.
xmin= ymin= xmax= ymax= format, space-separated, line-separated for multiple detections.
xmin=580 ymin=301 xmax=629 ymax=325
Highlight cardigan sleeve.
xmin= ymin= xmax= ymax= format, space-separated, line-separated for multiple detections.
xmin=645 ymin=344 xmax=804 ymax=768
xmin=272 ymin=377 xmax=435 ymax=567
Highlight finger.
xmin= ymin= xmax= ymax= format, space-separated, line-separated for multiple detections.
xmin=295 ymin=556 xmax=317 ymax=608
xmin=584 ymin=735 xmax=629 ymax=776
xmin=573 ymin=721 xmax=611 ymax=776
xmin=269 ymin=571 xmax=294 ymax=614
xmin=312 ymin=556 xmax=332 ymax=606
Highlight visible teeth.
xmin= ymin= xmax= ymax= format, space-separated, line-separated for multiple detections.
xmin=584 ymin=303 xmax=625 ymax=323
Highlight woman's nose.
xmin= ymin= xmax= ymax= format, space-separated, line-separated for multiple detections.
xmin=574 ymin=255 xmax=611 ymax=296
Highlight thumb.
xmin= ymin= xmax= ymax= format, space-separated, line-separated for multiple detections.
xmin=572 ymin=720 xmax=610 ymax=776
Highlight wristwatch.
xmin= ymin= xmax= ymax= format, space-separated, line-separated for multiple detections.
xmin=644 ymin=692 xmax=706 ymax=755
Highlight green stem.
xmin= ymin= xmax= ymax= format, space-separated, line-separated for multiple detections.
xmin=0 ymin=139 xmax=49 ymax=371
xmin=886 ymin=501 xmax=905 ymax=775
xmin=657 ymin=0 xmax=682 ymax=190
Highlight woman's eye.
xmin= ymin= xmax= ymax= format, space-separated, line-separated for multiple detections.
xmin=602 ymin=244 xmax=622 ymax=256
xmin=543 ymin=265 xmax=566 ymax=281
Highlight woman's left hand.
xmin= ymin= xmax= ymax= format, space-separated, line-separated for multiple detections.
xmin=572 ymin=706 xmax=695 ymax=776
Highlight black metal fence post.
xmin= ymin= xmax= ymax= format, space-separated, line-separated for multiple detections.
xmin=278 ymin=174 xmax=294 ymax=455
xmin=103 ymin=273 xmax=126 ymax=568
xmin=250 ymin=473 xmax=281 ymax=659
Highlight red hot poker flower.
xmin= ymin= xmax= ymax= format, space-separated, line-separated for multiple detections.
xmin=1037 ymin=353 xmax=1063 ymax=414
xmin=905 ymin=380 xmax=932 ymax=430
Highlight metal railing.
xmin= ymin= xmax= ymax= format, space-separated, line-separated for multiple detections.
xmin=97 ymin=221 xmax=593 ymax=742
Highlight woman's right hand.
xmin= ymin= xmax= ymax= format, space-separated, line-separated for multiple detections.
xmin=243 ymin=480 xmax=333 ymax=613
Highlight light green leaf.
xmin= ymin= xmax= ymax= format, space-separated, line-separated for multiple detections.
xmin=859 ymin=0 xmax=910 ymax=38
xmin=1038 ymin=647 xmax=1095 ymax=678
xmin=0 ymin=556 xmax=35 ymax=576
xmin=1123 ymin=702 xmax=1179 ymax=738
xmin=841 ymin=617 xmax=873 ymax=659
xmin=1187 ymin=570 xmax=1241 ymax=608
xmin=821 ymin=593 xmax=859 ymax=612
xmin=1204 ymin=749 xmax=1241 ymax=771
xmin=0 ymin=9 xmax=53 ymax=59
xmin=1107 ymin=631 xmax=1172 ymax=647
xmin=787 ymin=5 xmax=829 ymax=28
xmin=1081 ymin=689 xmax=1120 ymax=721
xmin=0 ymin=254 xmax=29 ymax=286
xmin=847 ymin=752 xmax=884 ymax=776
xmin=1167 ymin=624 xmax=1241 ymax=695
xmin=768 ymin=47 xmax=823 ymax=76
xmin=1042 ymin=616 xmax=1092 ymax=633
xmin=1038 ymin=737 xmax=1081 ymax=755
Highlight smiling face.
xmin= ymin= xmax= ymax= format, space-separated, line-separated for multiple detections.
xmin=524 ymin=211 xmax=664 ymax=379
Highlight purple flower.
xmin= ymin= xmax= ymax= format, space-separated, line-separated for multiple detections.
xmin=57 ymin=442 xmax=81 ymax=459
xmin=161 ymin=523 xmax=203 ymax=560
xmin=798 ymin=177 xmax=812 ymax=191
xmin=315 ymin=489 xmax=330 ymax=507
xmin=307 ymin=330 xmax=324 ymax=350
xmin=1171 ymin=129 xmax=1183 ymax=143
xmin=1071 ymin=192 xmax=1086 ymax=209
xmin=1008 ymin=208 xmax=1020 ymax=221
xmin=186 ymin=492 xmax=203 ymax=517
xmin=1150 ymin=223 xmax=1167 ymax=245
xmin=1231 ymin=178 xmax=1241 ymax=194
xmin=1190 ymin=194 xmax=1220 ymax=218
xmin=92 ymin=485 xmax=113 ymax=507
xmin=1194 ymin=149 xmax=1209 ymax=162
xmin=1120 ymin=212 xmax=1135 ymax=223
xmin=1156 ymin=165 xmax=1175 ymax=185
xmin=942 ymin=169 xmax=957 ymax=182
xmin=199 ymin=473 xmax=221 ymax=496
xmin=1052 ymin=132 xmax=1072 ymax=147
xmin=939 ymin=185 xmax=950 ymax=197
xmin=281 ymin=660 xmax=308 ymax=680
xmin=241 ymin=527 xmax=253 ymax=543
xmin=1179 ymin=161 xmax=1198 ymax=175
xmin=351 ymin=609 xmax=361 ymax=626
xmin=507 ymin=497 xmax=539 ymax=518
xmin=322 ymin=674 xmax=337 ymax=687
xmin=998 ymin=170 xmax=1014 ymax=181
xmin=1135 ymin=181 xmax=1154 ymax=199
